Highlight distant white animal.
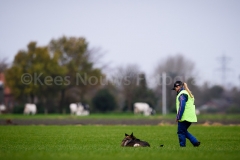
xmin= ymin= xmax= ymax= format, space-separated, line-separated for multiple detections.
xmin=134 ymin=102 xmax=153 ymax=116
xmin=0 ymin=104 xmax=6 ymax=114
xmin=23 ymin=103 xmax=37 ymax=115
xmin=195 ymin=109 xmax=200 ymax=115
xmin=76 ymin=103 xmax=90 ymax=116
xmin=69 ymin=102 xmax=89 ymax=116
xmin=69 ymin=103 xmax=78 ymax=115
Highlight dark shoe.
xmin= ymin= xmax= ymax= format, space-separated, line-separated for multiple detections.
xmin=194 ymin=142 xmax=201 ymax=147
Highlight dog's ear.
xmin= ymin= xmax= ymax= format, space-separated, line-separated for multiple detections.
xmin=130 ymin=132 xmax=133 ymax=137
xmin=125 ymin=133 xmax=129 ymax=136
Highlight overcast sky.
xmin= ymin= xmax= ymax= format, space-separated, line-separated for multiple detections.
xmin=1 ymin=0 xmax=240 ymax=87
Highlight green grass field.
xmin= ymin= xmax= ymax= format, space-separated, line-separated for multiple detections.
xmin=1 ymin=113 xmax=240 ymax=120
xmin=0 ymin=125 xmax=240 ymax=160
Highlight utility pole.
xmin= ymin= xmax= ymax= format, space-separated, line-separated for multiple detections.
xmin=216 ymin=54 xmax=231 ymax=85
xmin=162 ymin=72 xmax=167 ymax=115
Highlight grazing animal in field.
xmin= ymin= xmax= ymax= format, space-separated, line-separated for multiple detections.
xmin=69 ymin=103 xmax=78 ymax=115
xmin=121 ymin=132 xmax=150 ymax=147
xmin=23 ymin=103 xmax=37 ymax=115
xmin=134 ymin=102 xmax=154 ymax=116
xmin=69 ymin=102 xmax=89 ymax=116
xmin=0 ymin=104 xmax=6 ymax=114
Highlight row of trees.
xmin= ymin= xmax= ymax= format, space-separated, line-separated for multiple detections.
xmin=2 ymin=36 xmax=156 ymax=113
xmin=1 ymin=36 xmax=240 ymax=114
xmin=4 ymin=37 xmax=103 ymax=113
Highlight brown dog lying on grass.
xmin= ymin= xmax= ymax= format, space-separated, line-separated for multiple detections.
xmin=121 ymin=132 xmax=150 ymax=147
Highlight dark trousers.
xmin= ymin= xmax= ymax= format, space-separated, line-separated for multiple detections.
xmin=177 ymin=121 xmax=198 ymax=147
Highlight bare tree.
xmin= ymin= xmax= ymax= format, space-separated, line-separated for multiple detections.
xmin=154 ymin=54 xmax=196 ymax=79
xmin=153 ymin=54 xmax=198 ymax=113
xmin=0 ymin=58 xmax=9 ymax=73
xmin=110 ymin=64 xmax=141 ymax=111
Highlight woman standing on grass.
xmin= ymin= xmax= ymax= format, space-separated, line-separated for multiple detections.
xmin=172 ymin=81 xmax=200 ymax=147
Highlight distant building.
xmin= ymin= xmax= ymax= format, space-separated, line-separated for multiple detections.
xmin=199 ymin=98 xmax=230 ymax=113
xmin=0 ymin=73 xmax=14 ymax=112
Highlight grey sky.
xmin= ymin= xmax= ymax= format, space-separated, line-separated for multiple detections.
xmin=0 ymin=0 xmax=240 ymax=87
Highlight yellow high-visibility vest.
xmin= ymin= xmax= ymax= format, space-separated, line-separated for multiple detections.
xmin=176 ymin=90 xmax=197 ymax=122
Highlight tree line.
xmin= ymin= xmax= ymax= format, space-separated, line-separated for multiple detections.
xmin=1 ymin=36 xmax=240 ymax=114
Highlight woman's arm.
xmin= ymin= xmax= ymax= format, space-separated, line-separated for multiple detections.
xmin=176 ymin=94 xmax=188 ymax=121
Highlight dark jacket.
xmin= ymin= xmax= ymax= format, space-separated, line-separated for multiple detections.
xmin=176 ymin=87 xmax=188 ymax=121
